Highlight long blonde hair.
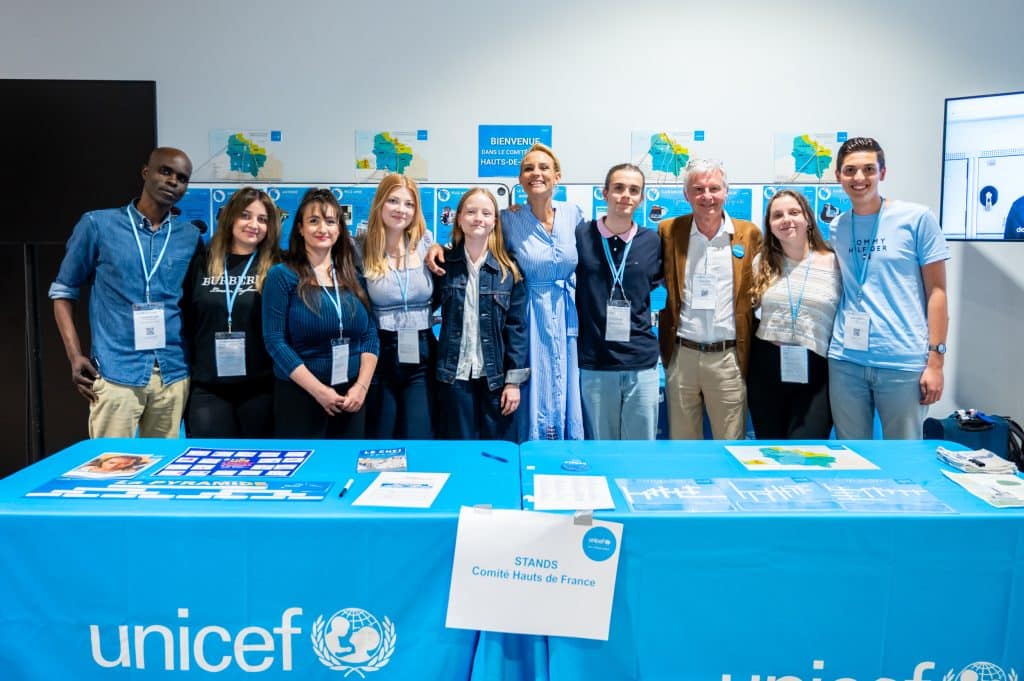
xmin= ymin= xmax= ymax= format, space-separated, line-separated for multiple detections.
xmin=206 ymin=187 xmax=281 ymax=291
xmin=750 ymin=189 xmax=831 ymax=308
xmin=362 ymin=174 xmax=427 ymax=280
xmin=451 ymin=188 xmax=521 ymax=283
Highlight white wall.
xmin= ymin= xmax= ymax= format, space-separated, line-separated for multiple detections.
xmin=4 ymin=0 xmax=1024 ymax=417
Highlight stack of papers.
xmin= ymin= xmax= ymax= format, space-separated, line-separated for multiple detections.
xmin=937 ymin=446 xmax=1017 ymax=474
xmin=942 ymin=470 xmax=1024 ymax=508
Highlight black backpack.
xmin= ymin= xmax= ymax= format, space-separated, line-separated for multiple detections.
xmin=923 ymin=411 xmax=1024 ymax=472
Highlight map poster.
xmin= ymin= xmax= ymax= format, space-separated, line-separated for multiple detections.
xmin=355 ymin=129 xmax=429 ymax=180
xmin=772 ymin=131 xmax=847 ymax=183
xmin=725 ymin=444 xmax=879 ymax=471
xmin=631 ymin=129 xmax=707 ymax=183
xmin=206 ymin=129 xmax=283 ymax=181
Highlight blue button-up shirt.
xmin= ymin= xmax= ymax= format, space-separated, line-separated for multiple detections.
xmin=48 ymin=202 xmax=200 ymax=387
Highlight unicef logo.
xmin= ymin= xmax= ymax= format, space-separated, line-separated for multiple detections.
xmin=944 ymin=662 xmax=1018 ymax=681
xmin=437 ymin=189 xmax=450 ymax=202
xmin=818 ymin=186 xmax=832 ymax=201
xmin=332 ymin=188 xmax=344 ymax=201
xmin=311 ymin=608 xmax=396 ymax=676
xmin=267 ymin=187 xmax=281 ymax=202
xmin=646 ymin=187 xmax=660 ymax=201
xmin=581 ymin=526 xmax=616 ymax=562
xmin=763 ymin=186 xmax=777 ymax=200
xmin=213 ymin=189 xmax=227 ymax=203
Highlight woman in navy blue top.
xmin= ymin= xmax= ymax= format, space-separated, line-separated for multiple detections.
xmin=262 ymin=188 xmax=379 ymax=438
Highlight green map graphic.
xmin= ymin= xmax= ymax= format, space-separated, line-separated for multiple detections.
xmin=759 ymin=446 xmax=837 ymax=468
xmin=791 ymin=135 xmax=832 ymax=179
xmin=226 ymin=133 xmax=268 ymax=177
xmin=372 ymin=132 xmax=414 ymax=174
xmin=648 ymin=133 xmax=690 ymax=177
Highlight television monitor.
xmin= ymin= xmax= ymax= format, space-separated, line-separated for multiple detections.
xmin=940 ymin=90 xmax=1024 ymax=241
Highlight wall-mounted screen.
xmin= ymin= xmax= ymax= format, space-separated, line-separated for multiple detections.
xmin=941 ymin=90 xmax=1024 ymax=240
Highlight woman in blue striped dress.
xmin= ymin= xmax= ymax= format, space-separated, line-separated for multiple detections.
xmin=501 ymin=143 xmax=585 ymax=440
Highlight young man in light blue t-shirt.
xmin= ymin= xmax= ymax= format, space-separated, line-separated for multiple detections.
xmin=828 ymin=137 xmax=950 ymax=439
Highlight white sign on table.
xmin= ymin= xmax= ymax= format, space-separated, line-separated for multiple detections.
xmin=445 ymin=507 xmax=623 ymax=641
xmin=351 ymin=471 xmax=449 ymax=508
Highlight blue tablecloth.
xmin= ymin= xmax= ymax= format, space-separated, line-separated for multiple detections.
xmin=509 ymin=440 xmax=1024 ymax=681
xmin=0 ymin=438 xmax=521 ymax=680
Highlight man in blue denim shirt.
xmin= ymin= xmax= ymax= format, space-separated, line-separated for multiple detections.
xmin=49 ymin=147 xmax=200 ymax=438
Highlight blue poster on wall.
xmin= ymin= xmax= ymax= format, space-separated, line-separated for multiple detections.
xmin=814 ymin=184 xmax=850 ymax=241
xmin=512 ymin=184 xmax=567 ymax=205
xmin=266 ymin=186 xmax=312 ymax=248
xmin=641 ymin=185 xmax=690 ymax=227
xmin=175 ymin=188 xmax=212 ymax=241
xmin=478 ymin=125 xmax=552 ymax=177
xmin=725 ymin=187 xmax=754 ymax=223
xmin=434 ymin=187 xmax=471 ymax=246
xmin=331 ymin=185 xmax=378 ymax=240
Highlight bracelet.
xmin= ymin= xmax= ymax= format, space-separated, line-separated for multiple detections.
xmin=354 ymin=382 xmax=370 ymax=392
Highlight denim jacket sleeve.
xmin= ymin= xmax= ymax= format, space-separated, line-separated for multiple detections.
xmin=48 ymin=212 xmax=100 ymax=300
xmin=504 ymin=273 xmax=530 ymax=385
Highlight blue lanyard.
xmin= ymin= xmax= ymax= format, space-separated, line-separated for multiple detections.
xmin=600 ymin=227 xmax=634 ymax=298
xmin=322 ymin=267 xmax=345 ymax=339
xmin=851 ymin=198 xmax=884 ymax=299
xmin=223 ymin=252 xmax=257 ymax=333
xmin=785 ymin=256 xmax=812 ymax=333
xmin=391 ymin=236 xmax=411 ymax=313
xmin=127 ymin=207 xmax=173 ymax=303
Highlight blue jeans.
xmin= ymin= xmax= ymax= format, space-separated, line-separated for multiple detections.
xmin=438 ymin=378 xmax=517 ymax=442
xmin=580 ymin=367 xmax=660 ymax=440
xmin=365 ymin=330 xmax=435 ymax=440
xmin=828 ymin=359 xmax=926 ymax=439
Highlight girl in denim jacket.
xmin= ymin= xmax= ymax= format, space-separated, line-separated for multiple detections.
xmin=433 ymin=189 xmax=530 ymax=441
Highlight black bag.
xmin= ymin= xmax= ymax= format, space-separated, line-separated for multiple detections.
xmin=924 ymin=410 xmax=1024 ymax=471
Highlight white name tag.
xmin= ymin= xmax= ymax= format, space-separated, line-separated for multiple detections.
xmin=132 ymin=303 xmax=166 ymax=351
xmin=605 ymin=300 xmax=631 ymax=342
xmin=214 ymin=332 xmax=247 ymax=377
xmin=780 ymin=344 xmax=809 ymax=384
xmin=691 ymin=274 xmax=716 ymax=310
xmin=845 ymin=312 xmax=870 ymax=351
xmin=397 ymin=328 xmax=420 ymax=364
xmin=331 ymin=339 xmax=350 ymax=386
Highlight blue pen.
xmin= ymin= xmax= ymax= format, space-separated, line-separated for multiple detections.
xmin=481 ymin=451 xmax=509 ymax=464
xmin=338 ymin=478 xmax=355 ymax=498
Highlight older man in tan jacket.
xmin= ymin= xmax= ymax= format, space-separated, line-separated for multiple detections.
xmin=658 ymin=159 xmax=762 ymax=440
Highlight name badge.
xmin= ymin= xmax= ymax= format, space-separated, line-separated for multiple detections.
xmin=214 ymin=332 xmax=247 ymax=377
xmin=331 ymin=339 xmax=350 ymax=386
xmin=780 ymin=345 xmax=809 ymax=384
xmin=132 ymin=303 xmax=166 ymax=351
xmin=691 ymin=274 xmax=716 ymax=310
xmin=845 ymin=312 xmax=870 ymax=351
xmin=397 ymin=328 xmax=420 ymax=364
xmin=605 ymin=300 xmax=631 ymax=342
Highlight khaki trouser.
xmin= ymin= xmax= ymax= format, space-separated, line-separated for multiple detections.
xmin=665 ymin=345 xmax=746 ymax=440
xmin=88 ymin=365 xmax=188 ymax=439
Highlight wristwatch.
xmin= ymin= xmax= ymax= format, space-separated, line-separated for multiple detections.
xmin=929 ymin=343 xmax=947 ymax=355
